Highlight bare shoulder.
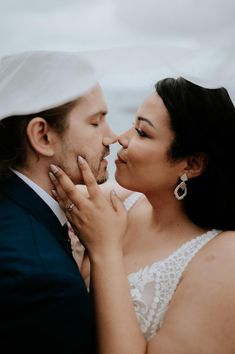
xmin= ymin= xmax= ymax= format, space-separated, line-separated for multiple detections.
xmin=213 ymin=229 xmax=235 ymax=246
xmin=186 ymin=230 xmax=235 ymax=285
xmin=201 ymin=230 xmax=235 ymax=265
xmin=76 ymin=180 xmax=134 ymax=202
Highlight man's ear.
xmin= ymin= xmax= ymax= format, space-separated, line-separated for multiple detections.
xmin=184 ymin=152 xmax=208 ymax=179
xmin=26 ymin=117 xmax=56 ymax=157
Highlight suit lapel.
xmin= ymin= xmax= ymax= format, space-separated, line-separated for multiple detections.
xmin=1 ymin=172 xmax=72 ymax=256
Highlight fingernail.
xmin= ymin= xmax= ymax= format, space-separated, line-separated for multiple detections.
xmin=50 ymin=164 xmax=58 ymax=173
xmin=78 ymin=156 xmax=85 ymax=165
xmin=49 ymin=172 xmax=56 ymax=181
xmin=51 ymin=189 xmax=58 ymax=197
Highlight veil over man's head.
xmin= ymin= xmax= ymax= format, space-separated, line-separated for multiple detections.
xmin=0 ymin=50 xmax=97 ymax=121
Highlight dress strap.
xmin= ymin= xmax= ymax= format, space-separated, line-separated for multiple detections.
xmin=123 ymin=192 xmax=142 ymax=211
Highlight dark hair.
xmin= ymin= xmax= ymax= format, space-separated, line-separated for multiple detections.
xmin=156 ymin=77 xmax=235 ymax=230
xmin=0 ymin=100 xmax=77 ymax=180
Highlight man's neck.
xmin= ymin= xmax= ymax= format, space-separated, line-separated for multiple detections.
xmin=16 ymin=165 xmax=53 ymax=196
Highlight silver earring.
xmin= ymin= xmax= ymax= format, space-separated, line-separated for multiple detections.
xmin=174 ymin=173 xmax=188 ymax=200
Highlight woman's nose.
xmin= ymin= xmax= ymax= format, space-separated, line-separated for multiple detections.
xmin=118 ymin=130 xmax=131 ymax=148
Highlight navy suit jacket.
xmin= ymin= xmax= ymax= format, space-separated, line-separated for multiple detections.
xmin=0 ymin=172 xmax=94 ymax=352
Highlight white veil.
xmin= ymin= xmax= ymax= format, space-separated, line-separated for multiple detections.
xmin=80 ymin=0 xmax=235 ymax=105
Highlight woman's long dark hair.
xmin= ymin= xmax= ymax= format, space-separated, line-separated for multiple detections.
xmin=156 ymin=77 xmax=235 ymax=230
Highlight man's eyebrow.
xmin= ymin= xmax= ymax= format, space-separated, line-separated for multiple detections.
xmin=137 ymin=117 xmax=155 ymax=128
xmin=90 ymin=111 xmax=108 ymax=118
xmin=96 ymin=110 xmax=108 ymax=117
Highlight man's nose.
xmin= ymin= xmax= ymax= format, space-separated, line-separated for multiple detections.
xmin=103 ymin=126 xmax=118 ymax=146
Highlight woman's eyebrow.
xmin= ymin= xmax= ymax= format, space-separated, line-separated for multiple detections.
xmin=137 ymin=116 xmax=155 ymax=128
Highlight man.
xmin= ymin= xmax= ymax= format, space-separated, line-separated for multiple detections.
xmin=0 ymin=50 xmax=116 ymax=352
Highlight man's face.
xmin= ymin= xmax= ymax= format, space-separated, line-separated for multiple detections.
xmin=53 ymin=84 xmax=117 ymax=184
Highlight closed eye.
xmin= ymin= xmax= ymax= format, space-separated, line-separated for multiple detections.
xmin=135 ymin=128 xmax=147 ymax=137
xmin=91 ymin=123 xmax=99 ymax=127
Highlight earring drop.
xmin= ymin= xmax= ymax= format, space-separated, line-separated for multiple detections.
xmin=174 ymin=173 xmax=188 ymax=200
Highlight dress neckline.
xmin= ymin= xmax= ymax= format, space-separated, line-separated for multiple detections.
xmin=128 ymin=228 xmax=222 ymax=278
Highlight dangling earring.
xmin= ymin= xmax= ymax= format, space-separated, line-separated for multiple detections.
xmin=174 ymin=173 xmax=188 ymax=200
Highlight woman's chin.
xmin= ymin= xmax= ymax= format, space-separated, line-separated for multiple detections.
xmin=114 ymin=169 xmax=125 ymax=185
xmin=115 ymin=170 xmax=132 ymax=190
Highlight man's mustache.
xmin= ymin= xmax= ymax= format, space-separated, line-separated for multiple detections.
xmin=101 ymin=148 xmax=110 ymax=160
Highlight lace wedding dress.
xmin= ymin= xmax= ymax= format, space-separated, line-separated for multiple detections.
xmin=124 ymin=192 xmax=221 ymax=341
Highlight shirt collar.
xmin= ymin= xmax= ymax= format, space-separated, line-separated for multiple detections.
xmin=10 ymin=168 xmax=67 ymax=226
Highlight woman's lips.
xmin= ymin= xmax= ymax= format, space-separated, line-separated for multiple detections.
xmin=115 ymin=154 xmax=127 ymax=164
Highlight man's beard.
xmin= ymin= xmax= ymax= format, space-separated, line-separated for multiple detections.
xmin=95 ymin=148 xmax=110 ymax=184
xmin=95 ymin=160 xmax=109 ymax=185
xmin=97 ymin=171 xmax=109 ymax=184
xmin=58 ymin=146 xmax=109 ymax=185
xmin=59 ymin=158 xmax=108 ymax=185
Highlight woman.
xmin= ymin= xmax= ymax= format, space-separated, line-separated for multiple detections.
xmin=50 ymin=77 xmax=235 ymax=354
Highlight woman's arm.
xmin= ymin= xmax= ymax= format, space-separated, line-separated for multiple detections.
xmin=90 ymin=249 xmax=146 ymax=354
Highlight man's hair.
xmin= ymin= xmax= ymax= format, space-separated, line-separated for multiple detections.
xmin=0 ymin=100 xmax=77 ymax=180
xmin=156 ymin=77 xmax=235 ymax=230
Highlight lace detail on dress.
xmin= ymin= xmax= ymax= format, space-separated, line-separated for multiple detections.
xmin=127 ymin=228 xmax=222 ymax=341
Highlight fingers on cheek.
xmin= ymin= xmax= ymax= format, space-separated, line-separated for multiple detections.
xmin=51 ymin=190 xmax=58 ymax=200
xmin=85 ymin=176 xmax=94 ymax=186
xmin=49 ymin=172 xmax=58 ymax=185
xmin=56 ymin=185 xmax=67 ymax=199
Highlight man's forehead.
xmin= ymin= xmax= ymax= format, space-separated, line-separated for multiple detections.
xmin=71 ymin=95 xmax=107 ymax=119
xmin=78 ymin=85 xmax=107 ymax=114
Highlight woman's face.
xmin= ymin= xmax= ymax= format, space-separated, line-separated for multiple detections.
xmin=115 ymin=93 xmax=185 ymax=196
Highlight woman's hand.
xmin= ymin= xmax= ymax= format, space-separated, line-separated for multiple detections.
xmin=49 ymin=156 xmax=128 ymax=261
